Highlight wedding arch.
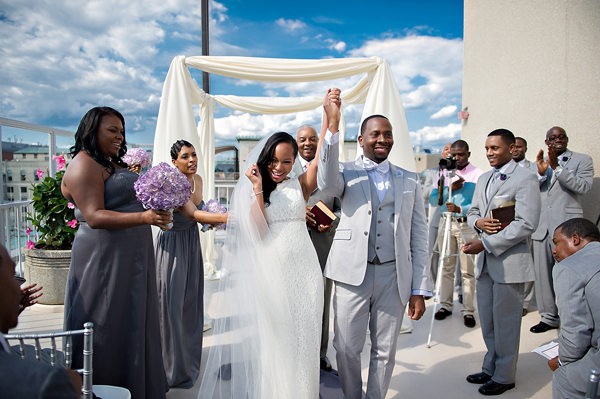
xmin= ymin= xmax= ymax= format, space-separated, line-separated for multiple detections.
xmin=152 ymin=55 xmax=415 ymax=269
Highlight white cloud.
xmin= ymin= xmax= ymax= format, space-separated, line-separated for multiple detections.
xmin=349 ymin=35 xmax=463 ymax=108
xmin=409 ymin=123 xmax=462 ymax=148
xmin=275 ymin=18 xmax=306 ymax=33
xmin=325 ymin=39 xmax=347 ymax=52
xmin=430 ymin=105 xmax=458 ymax=119
xmin=213 ymin=104 xmax=365 ymax=141
xmin=0 ymin=0 xmax=235 ymax=133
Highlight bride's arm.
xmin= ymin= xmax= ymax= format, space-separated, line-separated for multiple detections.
xmin=245 ymin=163 xmax=266 ymax=219
xmin=300 ymin=88 xmax=341 ymax=202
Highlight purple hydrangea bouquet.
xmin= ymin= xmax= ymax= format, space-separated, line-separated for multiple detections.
xmin=123 ymin=148 xmax=152 ymax=168
xmin=201 ymin=199 xmax=227 ymax=232
xmin=134 ymin=162 xmax=191 ymax=229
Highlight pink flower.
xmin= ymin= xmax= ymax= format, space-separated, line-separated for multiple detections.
xmin=26 ymin=240 xmax=35 ymax=249
xmin=67 ymin=202 xmax=75 ymax=209
xmin=36 ymin=169 xmax=45 ymax=179
xmin=53 ymin=154 xmax=66 ymax=171
xmin=68 ymin=219 xmax=78 ymax=228
xmin=26 ymin=227 xmax=32 ymax=235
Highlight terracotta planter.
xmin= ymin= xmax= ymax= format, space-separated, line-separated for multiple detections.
xmin=23 ymin=247 xmax=71 ymax=305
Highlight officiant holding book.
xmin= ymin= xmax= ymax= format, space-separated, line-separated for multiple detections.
xmin=296 ymin=124 xmax=341 ymax=372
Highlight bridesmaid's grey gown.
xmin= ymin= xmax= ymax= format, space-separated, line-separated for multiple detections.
xmin=155 ymin=202 xmax=205 ymax=388
xmin=63 ymin=168 xmax=167 ymax=399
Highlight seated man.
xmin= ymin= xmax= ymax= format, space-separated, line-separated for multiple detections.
xmin=548 ymin=218 xmax=600 ymax=399
xmin=0 ymin=244 xmax=81 ymax=399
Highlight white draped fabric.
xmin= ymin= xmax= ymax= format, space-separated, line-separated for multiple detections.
xmin=153 ymin=55 xmax=414 ymax=269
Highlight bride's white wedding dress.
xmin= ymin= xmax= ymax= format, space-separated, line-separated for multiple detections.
xmin=198 ymin=174 xmax=323 ymax=399
xmin=262 ymin=177 xmax=323 ymax=398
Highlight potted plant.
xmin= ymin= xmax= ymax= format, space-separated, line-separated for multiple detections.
xmin=23 ymin=154 xmax=78 ymax=305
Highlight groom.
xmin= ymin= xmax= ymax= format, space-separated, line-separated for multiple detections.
xmin=318 ymin=95 xmax=431 ymax=399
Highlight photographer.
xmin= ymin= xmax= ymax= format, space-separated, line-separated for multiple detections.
xmin=429 ymin=140 xmax=484 ymax=327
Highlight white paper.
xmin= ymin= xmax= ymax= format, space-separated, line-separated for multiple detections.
xmin=533 ymin=341 xmax=559 ymax=360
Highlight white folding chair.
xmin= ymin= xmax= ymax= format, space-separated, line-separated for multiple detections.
xmin=5 ymin=322 xmax=93 ymax=399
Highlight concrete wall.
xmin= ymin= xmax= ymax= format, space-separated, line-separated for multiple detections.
xmin=462 ymin=0 xmax=600 ymax=223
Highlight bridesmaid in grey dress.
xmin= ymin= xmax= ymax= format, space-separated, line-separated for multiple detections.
xmin=61 ymin=107 xmax=172 ymax=399
xmin=155 ymin=140 xmax=228 ymax=388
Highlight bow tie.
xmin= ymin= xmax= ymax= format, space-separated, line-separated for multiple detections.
xmin=363 ymin=158 xmax=390 ymax=174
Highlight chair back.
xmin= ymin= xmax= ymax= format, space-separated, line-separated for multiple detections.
xmin=5 ymin=322 xmax=93 ymax=399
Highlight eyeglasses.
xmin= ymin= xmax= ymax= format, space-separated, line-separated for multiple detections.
xmin=547 ymin=134 xmax=567 ymax=142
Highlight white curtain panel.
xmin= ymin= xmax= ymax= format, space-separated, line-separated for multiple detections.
xmin=153 ymin=55 xmax=415 ymax=269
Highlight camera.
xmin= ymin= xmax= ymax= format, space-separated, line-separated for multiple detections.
xmin=439 ymin=156 xmax=458 ymax=170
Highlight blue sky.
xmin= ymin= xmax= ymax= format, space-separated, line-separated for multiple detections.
xmin=0 ymin=0 xmax=464 ymax=152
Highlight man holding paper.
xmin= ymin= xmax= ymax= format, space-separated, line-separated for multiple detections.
xmin=463 ymin=128 xmax=541 ymax=396
xmin=547 ymin=218 xmax=600 ymax=399
xmin=296 ymin=124 xmax=341 ymax=372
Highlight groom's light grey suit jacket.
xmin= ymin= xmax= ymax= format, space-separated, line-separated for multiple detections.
xmin=317 ymin=139 xmax=431 ymax=305
xmin=467 ymin=161 xmax=541 ymax=283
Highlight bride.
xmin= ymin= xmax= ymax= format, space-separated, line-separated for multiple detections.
xmin=198 ymin=88 xmax=341 ymax=399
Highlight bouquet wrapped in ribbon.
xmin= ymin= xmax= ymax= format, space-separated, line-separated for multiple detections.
xmin=134 ymin=162 xmax=191 ymax=228
xmin=123 ymin=148 xmax=152 ymax=168
xmin=201 ymin=199 xmax=227 ymax=232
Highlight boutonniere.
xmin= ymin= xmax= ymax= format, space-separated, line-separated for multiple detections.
xmin=394 ymin=170 xmax=403 ymax=178
xmin=562 ymin=156 xmax=568 ymax=162
xmin=500 ymin=173 xmax=507 ymax=181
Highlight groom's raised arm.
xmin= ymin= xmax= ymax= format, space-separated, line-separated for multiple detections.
xmin=317 ymin=90 xmax=344 ymax=199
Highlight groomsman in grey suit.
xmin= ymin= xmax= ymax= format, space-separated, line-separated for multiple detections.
xmin=547 ymin=218 xmax=600 ymax=399
xmin=0 ymin=244 xmax=81 ymax=399
xmin=464 ymin=129 xmax=541 ymax=396
xmin=512 ymin=136 xmax=536 ymax=315
xmin=530 ymin=127 xmax=594 ymax=334
xmin=295 ymin=124 xmax=341 ymax=372
xmin=318 ymin=103 xmax=431 ymax=398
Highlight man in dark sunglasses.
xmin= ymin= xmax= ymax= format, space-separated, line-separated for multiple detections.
xmin=529 ymin=126 xmax=594 ymax=334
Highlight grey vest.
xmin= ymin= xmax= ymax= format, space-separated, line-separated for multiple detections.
xmin=367 ymin=175 xmax=396 ymax=263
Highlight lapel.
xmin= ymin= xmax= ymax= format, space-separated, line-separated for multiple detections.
xmin=548 ymin=149 xmax=572 ymax=191
xmin=354 ymin=157 xmax=372 ymax=203
xmin=391 ymin=164 xmax=404 ymax=232
xmin=483 ymin=161 xmax=516 ymax=216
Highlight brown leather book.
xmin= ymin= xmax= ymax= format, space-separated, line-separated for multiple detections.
xmin=309 ymin=200 xmax=337 ymax=231
xmin=490 ymin=204 xmax=515 ymax=231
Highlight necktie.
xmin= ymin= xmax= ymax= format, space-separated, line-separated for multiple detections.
xmin=487 ymin=169 xmax=500 ymax=200
xmin=303 ymin=161 xmax=311 ymax=172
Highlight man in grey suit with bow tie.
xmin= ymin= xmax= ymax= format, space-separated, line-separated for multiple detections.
xmin=530 ymin=127 xmax=594 ymax=334
xmin=295 ymin=124 xmax=341 ymax=372
xmin=464 ymin=129 xmax=541 ymax=396
xmin=317 ymin=106 xmax=431 ymax=399
xmin=547 ymin=218 xmax=600 ymax=399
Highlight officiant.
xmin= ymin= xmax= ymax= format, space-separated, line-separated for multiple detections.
xmin=295 ymin=124 xmax=341 ymax=372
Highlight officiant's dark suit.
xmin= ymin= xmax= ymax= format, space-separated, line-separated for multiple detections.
xmin=317 ymin=115 xmax=430 ymax=399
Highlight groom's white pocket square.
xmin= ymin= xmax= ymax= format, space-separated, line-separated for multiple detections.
xmin=403 ymin=190 xmax=413 ymax=194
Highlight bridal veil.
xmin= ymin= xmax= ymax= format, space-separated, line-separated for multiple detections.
xmin=198 ymin=133 xmax=302 ymax=399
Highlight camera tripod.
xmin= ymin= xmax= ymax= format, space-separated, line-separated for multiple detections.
xmin=426 ymin=170 xmax=476 ymax=348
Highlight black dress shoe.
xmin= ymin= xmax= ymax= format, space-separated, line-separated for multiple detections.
xmin=522 ymin=308 xmax=528 ymax=317
xmin=466 ymin=372 xmax=492 ymax=384
xmin=435 ymin=308 xmax=452 ymax=320
xmin=478 ymin=380 xmax=515 ymax=396
xmin=530 ymin=321 xmax=558 ymax=333
xmin=464 ymin=315 xmax=476 ymax=328
xmin=320 ymin=356 xmax=333 ymax=372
